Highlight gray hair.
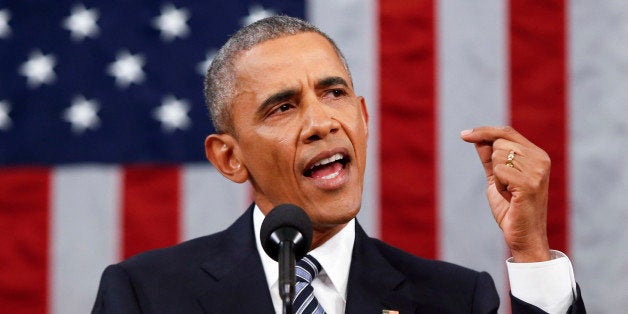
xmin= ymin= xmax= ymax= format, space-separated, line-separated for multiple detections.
xmin=204 ymin=15 xmax=351 ymax=135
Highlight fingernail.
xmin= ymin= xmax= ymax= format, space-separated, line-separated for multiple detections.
xmin=460 ymin=129 xmax=473 ymax=136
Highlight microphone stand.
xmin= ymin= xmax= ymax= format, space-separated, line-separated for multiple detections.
xmin=261 ymin=204 xmax=311 ymax=314
xmin=279 ymin=240 xmax=295 ymax=314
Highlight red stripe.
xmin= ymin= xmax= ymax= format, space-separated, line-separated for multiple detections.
xmin=509 ymin=0 xmax=568 ymax=253
xmin=379 ymin=0 xmax=438 ymax=258
xmin=0 ymin=167 xmax=49 ymax=314
xmin=122 ymin=165 xmax=180 ymax=259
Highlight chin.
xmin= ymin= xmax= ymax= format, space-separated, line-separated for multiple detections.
xmin=310 ymin=200 xmax=360 ymax=228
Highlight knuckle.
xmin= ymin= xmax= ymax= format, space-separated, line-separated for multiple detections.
xmin=527 ymin=169 xmax=549 ymax=189
xmin=528 ymin=179 xmax=542 ymax=191
xmin=492 ymin=164 xmax=501 ymax=176
xmin=502 ymin=125 xmax=516 ymax=134
xmin=538 ymin=151 xmax=551 ymax=168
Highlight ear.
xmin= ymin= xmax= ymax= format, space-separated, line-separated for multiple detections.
xmin=358 ymin=96 xmax=369 ymax=139
xmin=205 ymin=134 xmax=249 ymax=183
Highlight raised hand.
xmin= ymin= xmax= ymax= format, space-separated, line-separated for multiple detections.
xmin=461 ymin=126 xmax=551 ymax=262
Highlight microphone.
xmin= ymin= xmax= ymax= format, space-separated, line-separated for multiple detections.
xmin=260 ymin=204 xmax=313 ymax=314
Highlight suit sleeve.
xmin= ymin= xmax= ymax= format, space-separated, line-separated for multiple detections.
xmin=471 ymin=271 xmax=586 ymax=314
xmin=511 ymin=284 xmax=586 ymax=314
xmin=471 ymin=271 xmax=500 ymax=314
xmin=92 ymin=264 xmax=143 ymax=314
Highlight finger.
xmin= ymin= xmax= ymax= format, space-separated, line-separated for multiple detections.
xmin=493 ymin=172 xmax=507 ymax=191
xmin=474 ymin=138 xmax=528 ymax=178
xmin=474 ymin=141 xmax=495 ymax=178
xmin=461 ymin=126 xmax=534 ymax=147
xmin=493 ymin=138 xmax=526 ymax=157
xmin=491 ymin=148 xmax=527 ymax=173
xmin=493 ymin=162 xmax=526 ymax=192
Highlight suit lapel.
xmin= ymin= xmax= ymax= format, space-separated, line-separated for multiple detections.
xmin=345 ymin=222 xmax=420 ymax=314
xmin=193 ymin=208 xmax=424 ymax=313
xmin=195 ymin=204 xmax=275 ymax=314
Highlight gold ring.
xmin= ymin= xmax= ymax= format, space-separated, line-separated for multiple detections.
xmin=506 ymin=150 xmax=515 ymax=168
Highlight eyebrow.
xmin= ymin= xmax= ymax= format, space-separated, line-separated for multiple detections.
xmin=316 ymin=76 xmax=350 ymax=90
xmin=257 ymin=89 xmax=298 ymax=116
xmin=255 ymin=76 xmax=351 ymax=116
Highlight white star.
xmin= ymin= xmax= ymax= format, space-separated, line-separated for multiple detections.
xmin=153 ymin=95 xmax=191 ymax=132
xmin=152 ymin=4 xmax=190 ymax=42
xmin=0 ymin=100 xmax=11 ymax=130
xmin=62 ymin=4 xmax=100 ymax=41
xmin=196 ymin=50 xmax=216 ymax=76
xmin=0 ymin=9 xmax=11 ymax=38
xmin=19 ymin=50 xmax=56 ymax=88
xmin=241 ymin=5 xmax=275 ymax=26
xmin=107 ymin=50 xmax=145 ymax=88
xmin=63 ymin=95 xmax=100 ymax=134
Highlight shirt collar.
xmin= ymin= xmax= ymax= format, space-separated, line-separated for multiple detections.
xmin=253 ymin=204 xmax=355 ymax=300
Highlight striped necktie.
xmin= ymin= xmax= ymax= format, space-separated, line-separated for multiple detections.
xmin=293 ymin=254 xmax=326 ymax=314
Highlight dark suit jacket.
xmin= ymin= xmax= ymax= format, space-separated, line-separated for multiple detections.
xmin=92 ymin=204 xmax=585 ymax=313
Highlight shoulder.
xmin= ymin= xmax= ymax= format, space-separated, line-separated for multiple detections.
xmin=366 ymin=237 xmax=500 ymax=312
xmin=114 ymin=231 xmax=226 ymax=283
xmin=368 ymin=237 xmax=497 ymax=299
xmin=125 ymin=232 xmax=222 ymax=266
xmin=372 ymin=238 xmax=484 ymax=281
xmin=118 ymin=205 xmax=255 ymax=277
xmin=93 ymin=232 xmax=230 ymax=313
xmin=349 ymin=230 xmax=500 ymax=312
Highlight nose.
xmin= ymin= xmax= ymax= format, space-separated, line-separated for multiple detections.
xmin=300 ymin=96 xmax=339 ymax=144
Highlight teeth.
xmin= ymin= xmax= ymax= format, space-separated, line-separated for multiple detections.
xmin=321 ymin=171 xmax=340 ymax=180
xmin=312 ymin=153 xmax=343 ymax=168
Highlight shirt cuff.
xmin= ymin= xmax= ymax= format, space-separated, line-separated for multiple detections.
xmin=506 ymin=250 xmax=576 ymax=314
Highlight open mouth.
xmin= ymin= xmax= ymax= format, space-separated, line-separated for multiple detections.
xmin=303 ymin=152 xmax=350 ymax=180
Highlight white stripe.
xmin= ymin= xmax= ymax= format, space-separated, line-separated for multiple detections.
xmin=307 ymin=0 xmax=380 ymax=237
xmin=181 ymin=164 xmax=249 ymax=241
xmin=569 ymin=0 xmax=628 ymax=311
xmin=50 ymin=166 xmax=120 ymax=314
xmin=437 ymin=0 xmax=509 ymax=310
xmin=294 ymin=282 xmax=309 ymax=302
xmin=296 ymin=293 xmax=316 ymax=314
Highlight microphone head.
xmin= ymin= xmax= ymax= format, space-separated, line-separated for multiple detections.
xmin=260 ymin=204 xmax=313 ymax=262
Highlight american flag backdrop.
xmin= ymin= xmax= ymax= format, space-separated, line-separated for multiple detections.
xmin=0 ymin=0 xmax=626 ymax=313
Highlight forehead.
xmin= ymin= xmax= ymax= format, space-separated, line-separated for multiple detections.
xmin=232 ymin=32 xmax=350 ymax=93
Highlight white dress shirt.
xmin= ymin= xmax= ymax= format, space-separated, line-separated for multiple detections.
xmin=254 ymin=206 xmax=354 ymax=314
xmin=253 ymin=205 xmax=577 ymax=314
xmin=508 ymin=250 xmax=577 ymax=313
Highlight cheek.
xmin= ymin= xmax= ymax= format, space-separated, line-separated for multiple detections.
xmin=256 ymin=123 xmax=301 ymax=155
xmin=240 ymin=132 xmax=297 ymax=176
xmin=340 ymin=115 xmax=368 ymax=177
xmin=341 ymin=111 xmax=368 ymax=150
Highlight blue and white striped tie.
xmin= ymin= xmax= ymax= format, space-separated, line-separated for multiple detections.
xmin=293 ymin=254 xmax=326 ymax=314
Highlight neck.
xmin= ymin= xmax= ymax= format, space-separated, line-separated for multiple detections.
xmin=310 ymin=222 xmax=347 ymax=249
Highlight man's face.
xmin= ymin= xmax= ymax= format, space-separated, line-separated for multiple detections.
xmin=230 ymin=32 xmax=369 ymax=230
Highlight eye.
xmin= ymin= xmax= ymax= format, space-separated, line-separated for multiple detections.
xmin=269 ymin=103 xmax=294 ymax=116
xmin=278 ymin=103 xmax=292 ymax=112
xmin=325 ymin=89 xmax=347 ymax=98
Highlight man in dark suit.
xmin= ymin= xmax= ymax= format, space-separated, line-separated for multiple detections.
xmin=93 ymin=16 xmax=585 ymax=313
